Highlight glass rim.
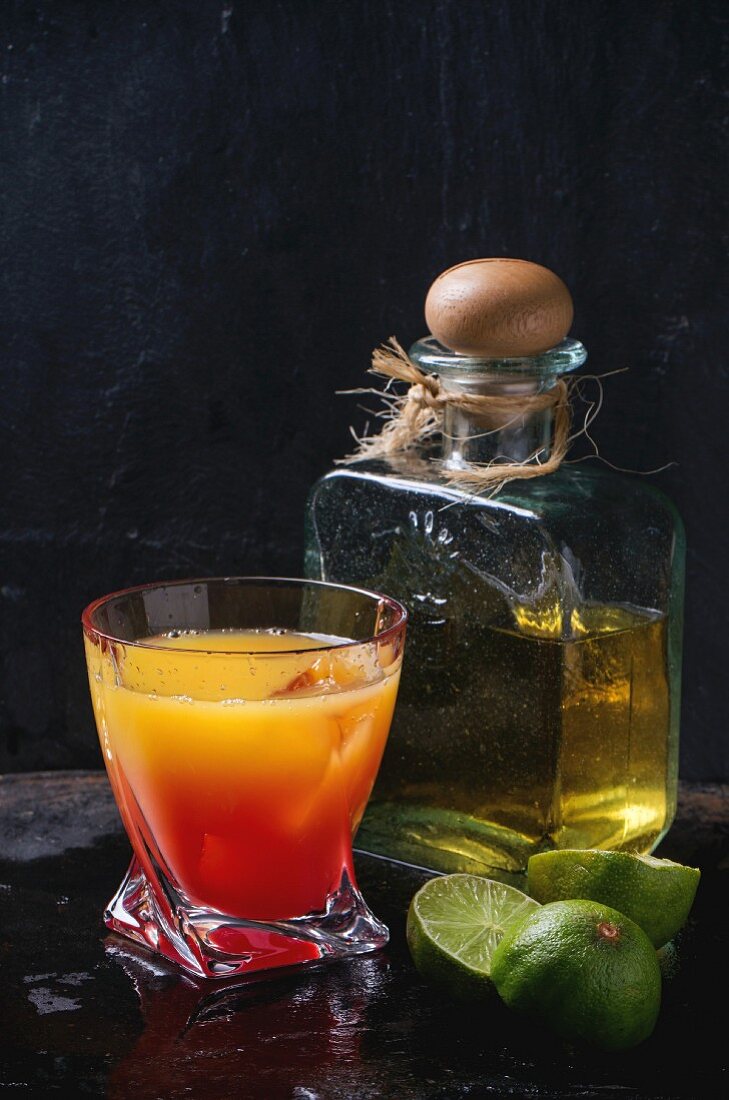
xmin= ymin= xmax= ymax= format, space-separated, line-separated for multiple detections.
xmin=81 ymin=575 xmax=408 ymax=656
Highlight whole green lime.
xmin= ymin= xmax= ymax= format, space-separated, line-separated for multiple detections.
xmin=490 ymin=899 xmax=661 ymax=1051
xmin=527 ymin=849 xmax=700 ymax=948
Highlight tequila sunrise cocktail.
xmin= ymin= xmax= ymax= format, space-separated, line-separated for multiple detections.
xmin=83 ymin=578 xmax=406 ymax=979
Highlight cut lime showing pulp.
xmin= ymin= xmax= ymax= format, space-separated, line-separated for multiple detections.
xmin=527 ymin=849 xmax=700 ymax=948
xmin=406 ymin=873 xmax=541 ymax=1001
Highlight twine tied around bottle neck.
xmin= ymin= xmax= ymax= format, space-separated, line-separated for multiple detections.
xmin=336 ymin=337 xmax=572 ymax=490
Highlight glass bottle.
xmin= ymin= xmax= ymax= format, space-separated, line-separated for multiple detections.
xmin=304 ymin=335 xmax=684 ymax=877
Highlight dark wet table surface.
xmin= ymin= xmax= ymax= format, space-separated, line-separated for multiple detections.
xmin=1 ymin=772 xmax=727 ymax=1100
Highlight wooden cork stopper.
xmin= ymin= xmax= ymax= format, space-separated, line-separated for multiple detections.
xmin=424 ymin=258 xmax=574 ymax=357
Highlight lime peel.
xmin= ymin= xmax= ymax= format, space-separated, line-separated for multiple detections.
xmin=491 ymin=899 xmax=662 ymax=1051
xmin=526 ymin=848 xmax=700 ymax=947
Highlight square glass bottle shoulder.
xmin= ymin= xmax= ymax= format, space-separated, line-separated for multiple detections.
xmin=305 ymin=458 xmax=680 ymax=625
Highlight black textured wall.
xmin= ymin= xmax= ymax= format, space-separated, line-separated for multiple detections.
xmin=1 ymin=1 xmax=727 ymax=779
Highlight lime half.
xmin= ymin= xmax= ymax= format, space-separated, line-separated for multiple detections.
xmin=406 ymin=873 xmax=541 ymax=1000
xmin=527 ymin=849 xmax=700 ymax=948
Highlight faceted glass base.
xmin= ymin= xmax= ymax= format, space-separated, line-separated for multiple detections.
xmin=356 ymin=801 xmax=540 ymax=881
xmin=105 ymin=856 xmax=389 ymax=980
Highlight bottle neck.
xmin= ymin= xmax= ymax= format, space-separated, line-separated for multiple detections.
xmin=440 ymin=375 xmax=556 ymax=470
xmin=408 ymin=336 xmax=587 ymax=471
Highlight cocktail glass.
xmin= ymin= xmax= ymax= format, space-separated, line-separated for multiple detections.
xmin=82 ymin=577 xmax=406 ymax=979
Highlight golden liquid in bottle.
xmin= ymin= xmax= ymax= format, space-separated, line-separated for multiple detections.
xmin=357 ymin=604 xmax=675 ymax=877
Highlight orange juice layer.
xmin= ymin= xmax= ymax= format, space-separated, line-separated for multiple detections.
xmin=86 ymin=630 xmax=400 ymax=921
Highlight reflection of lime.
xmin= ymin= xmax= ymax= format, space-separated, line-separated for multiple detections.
xmin=527 ymin=849 xmax=700 ymax=947
xmin=491 ymin=900 xmax=661 ymax=1051
xmin=406 ymin=874 xmax=540 ymax=1001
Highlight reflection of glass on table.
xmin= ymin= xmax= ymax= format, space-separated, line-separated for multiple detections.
xmin=82 ymin=577 xmax=406 ymax=979
xmin=106 ymin=939 xmax=390 ymax=1100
